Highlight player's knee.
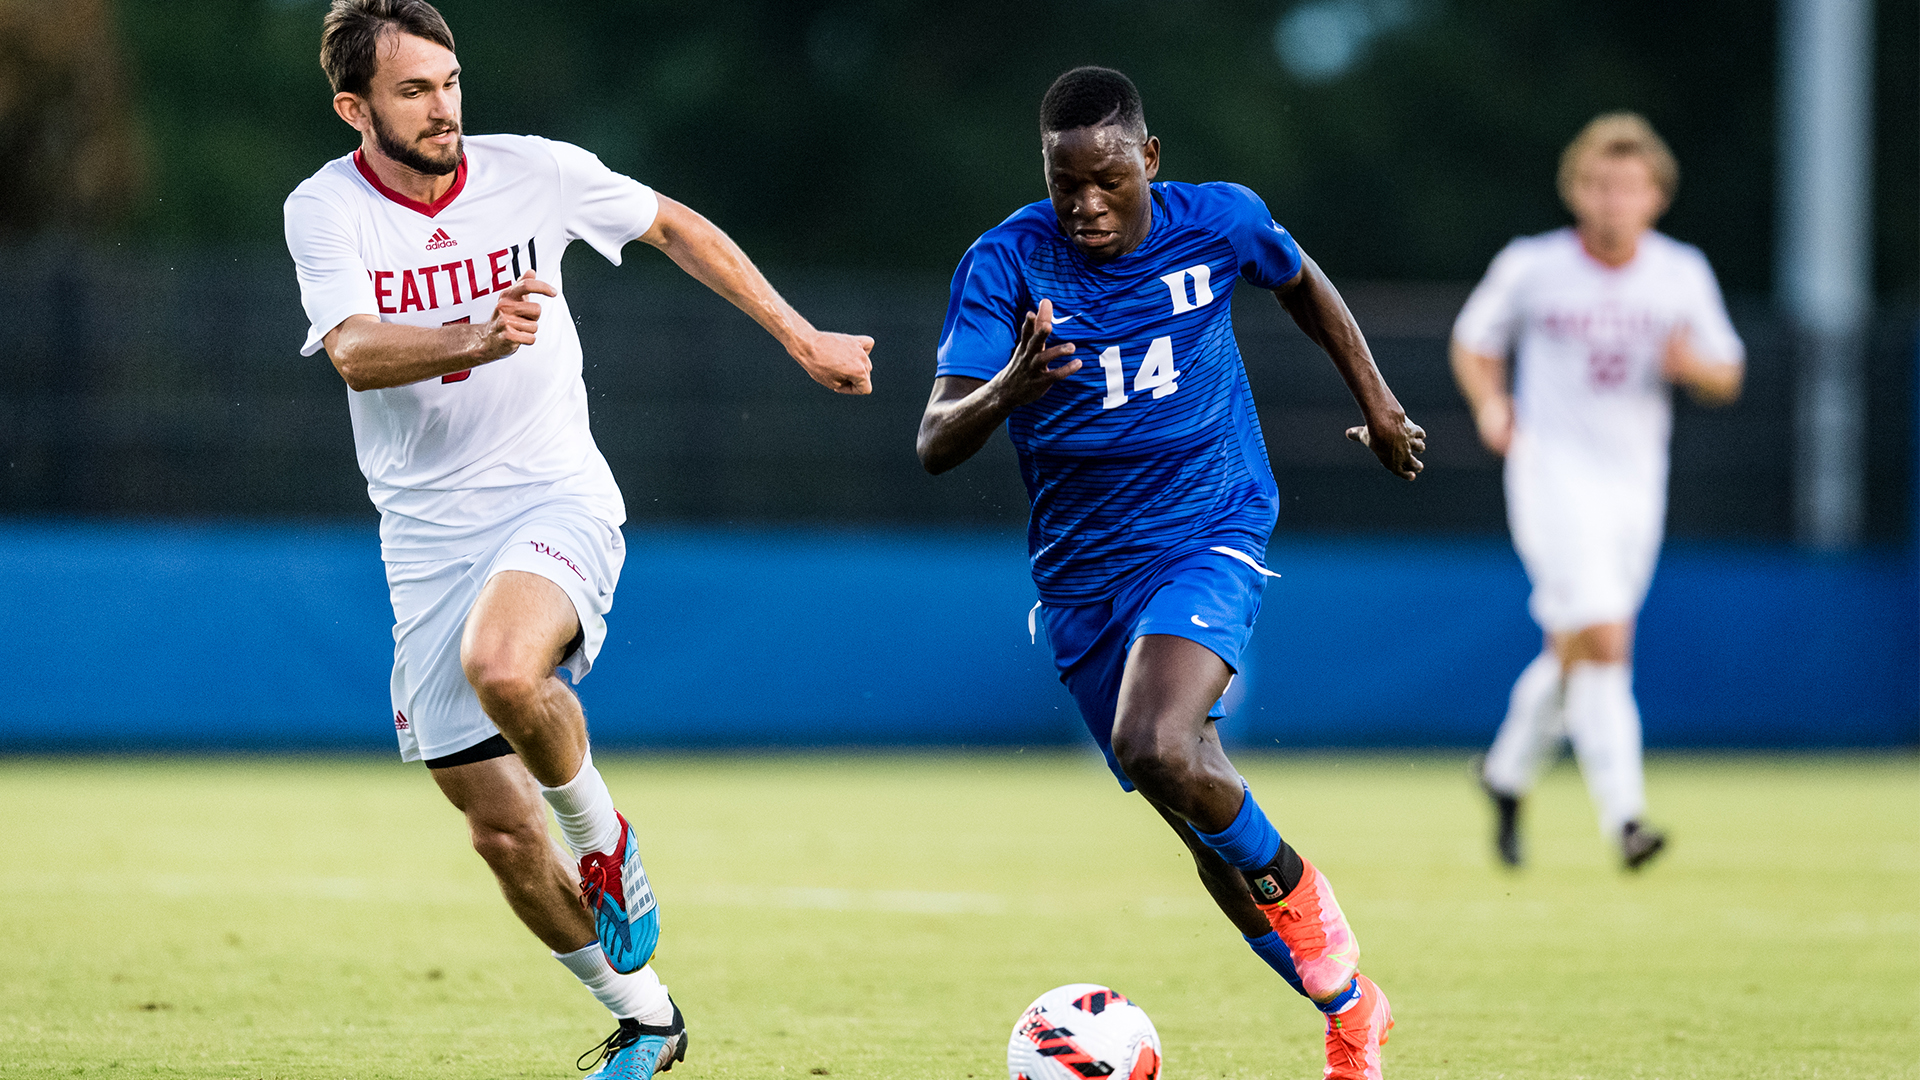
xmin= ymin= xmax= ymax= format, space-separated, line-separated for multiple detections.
xmin=1110 ymin=724 xmax=1192 ymax=795
xmin=1557 ymin=623 xmax=1632 ymax=667
xmin=463 ymin=649 xmax=544 ymax=713
xmin=1590 ymin=633 xmax=1630 ymax=665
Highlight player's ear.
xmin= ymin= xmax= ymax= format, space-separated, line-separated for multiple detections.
xmin=1141 ymin=136 xmax=1160 ymax=182
xmin=332 ymin=92 xmax=370 ymax=132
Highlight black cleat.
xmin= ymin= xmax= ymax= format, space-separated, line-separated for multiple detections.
xmin=1471 ymin=754 xmax=1523 ymax=867
xmin=1621 ymin=820 xmax=1667 ymax=871
xmin=578 ymin=1000 xmax=688 ymax=1078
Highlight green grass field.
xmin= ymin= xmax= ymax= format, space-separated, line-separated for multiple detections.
xmin=1 ymin=751 xmax=1915 ymax=1079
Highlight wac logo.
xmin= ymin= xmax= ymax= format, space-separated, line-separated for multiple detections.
xmin=1252 ymin=872 xmax=1281 ymax=900
xmin=530 ymin=541 xmax=587 ymax=581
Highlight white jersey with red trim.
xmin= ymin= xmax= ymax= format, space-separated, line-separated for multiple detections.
xmin=1452 ymin=227 xmax=1743 ymax=487
xmin=284 ymin=133 xmax=658 ymax=559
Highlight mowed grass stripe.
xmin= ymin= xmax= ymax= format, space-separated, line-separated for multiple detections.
xmin=0 ymin=752 xmax=1913 ymax=1079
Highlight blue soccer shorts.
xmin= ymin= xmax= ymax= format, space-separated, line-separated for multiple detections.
xmin=1037 ymin=546 xmax=1275 ymax=790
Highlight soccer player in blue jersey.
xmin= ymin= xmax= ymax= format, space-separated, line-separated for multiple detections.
xmin=917 ymin=68 xmax=1424 ymax=1080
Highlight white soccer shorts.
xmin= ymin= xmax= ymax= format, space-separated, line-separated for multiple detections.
xmin=383 ymin=501 xmax=625 ymax=762
xmin=1504 ymin=431 xmax=1665 ymax=634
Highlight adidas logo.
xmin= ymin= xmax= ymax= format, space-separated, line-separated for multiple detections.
xmin=424 ymin=227 xmax=457 ymax=251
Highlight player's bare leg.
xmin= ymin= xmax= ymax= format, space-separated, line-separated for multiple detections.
xmin=461 ymin=570 xmax=590 ymax=788
xmin=1551 ymin=619 xmax=1664 ymax=868
xmin=1148 ymin=799 xmax=1269 ymax=938
xmin=432 ymin=753 xmax=597 ymax=951
xmin=1111 ymin=634 xmax=1390 ymax=1077
xmin=461 ymin=569 xmax=666 ymax=979
xmin=1552 ymin=620 xmax=1632 ymax=668
xmin=1109 ymin=634 xmax=1241 ymax=831
xmin=429 ymin=737 xmax=678 ymax=1051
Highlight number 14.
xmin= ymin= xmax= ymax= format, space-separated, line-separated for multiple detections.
xmin=1097 ymin=335 xmax=1180 ymax=410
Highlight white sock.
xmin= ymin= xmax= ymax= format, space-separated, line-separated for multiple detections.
xmin=553 ymin=942 xmax=673 ymax=1024
xmin=540 ymin=750 xmax=623 ymax=858
xmin=1483 ymin=651 xmax=1564 ymax=797
xmin=1563 ymin=661 xmax=1646 ymax=838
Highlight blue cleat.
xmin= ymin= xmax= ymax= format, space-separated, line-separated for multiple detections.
xmin=578 ymin=812 xmax=660 ymax=974
xmin=577 ymin=1002 xmax=688 ymax=1078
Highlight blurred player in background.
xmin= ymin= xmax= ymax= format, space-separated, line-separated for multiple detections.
xmin=1452 ymin=113 xmax=1743 ymax=871
xmin=919 ymin=67 xmax=1424 ymax=1080
xmin=283 ymin=2 xmax=873 ymax=1075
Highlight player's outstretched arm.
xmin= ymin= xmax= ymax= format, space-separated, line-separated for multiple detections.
xmin=1273 ymin=254 xmax=1425 ymax=480
xmin=917 ymin=299 xmax=1080 ymax=474
xmin=1450 ymin=340 xmax=1514 ymax=455
xmin=322 ymin=271 xmax=557 ymax=391
xmin=639 ymin=195 xmax=873 ymax=395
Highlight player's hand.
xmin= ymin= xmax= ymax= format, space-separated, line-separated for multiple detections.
xmin=1471 ymin=394 xmax=1514 ymax=456
xmin=478 ymin=271 xmax=557 ymax=361
xmin=1346 ymin=412 xmax=1426 ymax=480
xmin=1661 ymin=327 xmax=1743 ymax=405
xmin=793 ymin=330 xmax=875 ymax=395
xmin=994 ymin=299 xmax=1080 ymax=407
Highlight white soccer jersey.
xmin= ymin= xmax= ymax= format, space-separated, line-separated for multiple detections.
xmin=1452 ymin=227 xmax=1743 ymax=486
xmin=284 ymin=134 xmax=659 ymax=559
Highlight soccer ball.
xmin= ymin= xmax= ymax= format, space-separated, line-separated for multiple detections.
xmin=1007 ymin=983 xmax=1162 ymax=1080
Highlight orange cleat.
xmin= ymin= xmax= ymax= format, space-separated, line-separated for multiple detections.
xmin=1322 ymin=974 xmax=1392 ymax=1080
xmin=1246 ymin=855 xmax=1359 ymax=1001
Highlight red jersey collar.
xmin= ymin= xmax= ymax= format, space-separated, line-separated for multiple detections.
xmin=352 ymin=148 xmax=467 ymax=218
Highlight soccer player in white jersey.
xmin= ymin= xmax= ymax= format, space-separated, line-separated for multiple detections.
xmin=1451 ymin=113 xmax=1743 ymax=871
xmin=282 ymin=3 xmax=874 ymax=1075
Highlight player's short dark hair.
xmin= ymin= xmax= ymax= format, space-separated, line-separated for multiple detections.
xmin=319 ymin=0 xmax=456 ymax=97
xmin=1039 ymin=66 xmax=1147 ymax=140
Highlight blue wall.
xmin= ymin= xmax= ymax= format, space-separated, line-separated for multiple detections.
xmin=1 ymin=521 xmax=1912 ymax=752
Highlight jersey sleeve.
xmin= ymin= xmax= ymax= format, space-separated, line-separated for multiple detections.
xmin=1676 ymin=248 xmax=1744 ymax=364
xmin=546 ymin=138 xmax=660 ymax=266
xmin=284 ymin=186 xmax=379 ymax=358
xmin=1452 ymin=238 xmax=1532 ymax=357
xmin=1210 ymin=183 xmax=1304 ymax=290
xmin=935 ymin=235 xmax=1028 ymax=381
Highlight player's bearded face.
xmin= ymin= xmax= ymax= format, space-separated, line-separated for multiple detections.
xmin=370 ymin=103 xmax=463 ymax=177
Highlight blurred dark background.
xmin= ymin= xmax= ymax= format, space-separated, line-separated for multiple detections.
xmin=1 ymin=0 xmax=1915 ymax=539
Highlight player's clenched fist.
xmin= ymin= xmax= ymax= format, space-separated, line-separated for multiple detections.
xmin=477 ymin=271 xmax=557 ymax=361
xmin=1346 ymin=413 xmax=1427 ymax=481
xmin=995 ymin=299 xmax=1081 ymax=407
xmin=793 ymin=330 xmax=876 ymax=395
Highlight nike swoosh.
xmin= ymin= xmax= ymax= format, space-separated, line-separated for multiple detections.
xmin=1052 ymin=313 xmax=1077 ymax=324
xmin=1190 ymin=615 xmax=1211 ymax=628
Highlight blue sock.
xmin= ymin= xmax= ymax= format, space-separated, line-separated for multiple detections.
xmin=1194 ymin=783 xmax=1283 ymax=870
xmin=1315 ymin=976 xmax=1363 ymax=1015
xmin=1244 ymin=931 xmax=1307 ymax=998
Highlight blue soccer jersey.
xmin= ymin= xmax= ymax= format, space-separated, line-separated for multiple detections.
xmin=936 ymin=181 xmax=1305 ymax=603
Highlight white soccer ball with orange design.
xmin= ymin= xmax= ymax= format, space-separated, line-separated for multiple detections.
xmin=1007 ymin=983 xmax=1162 ymax=1080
